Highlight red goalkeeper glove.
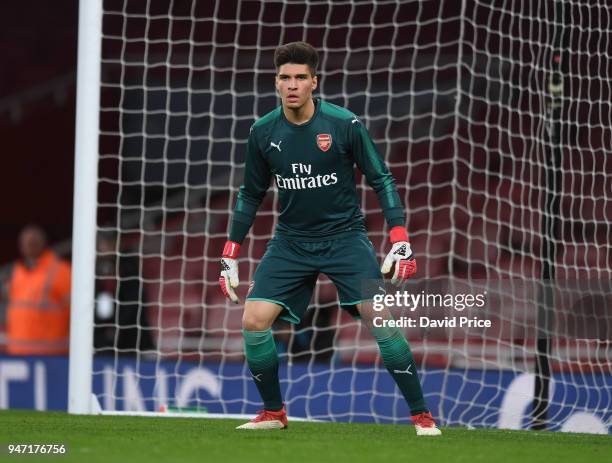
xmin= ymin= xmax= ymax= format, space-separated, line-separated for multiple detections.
xmin=220 ymin=241 xmax=240 ymax=304
xmin=381 ymin=226 xmax=417 ymax=285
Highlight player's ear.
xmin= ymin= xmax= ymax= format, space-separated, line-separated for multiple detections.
xmin=312 ymin=75 xmax=318 ymax=91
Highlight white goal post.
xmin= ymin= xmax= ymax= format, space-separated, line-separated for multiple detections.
xmin=69 ymin=0 xmax=102 ymax=414
xmin=69 ymin=0 xmax=611 ymax=433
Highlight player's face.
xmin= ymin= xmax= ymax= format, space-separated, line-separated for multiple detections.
xmin=275 ymin=63 xmax=317 ymax=110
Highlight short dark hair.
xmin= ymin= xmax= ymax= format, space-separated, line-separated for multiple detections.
xmin=274 ymin=42 xmax=319 ymax=76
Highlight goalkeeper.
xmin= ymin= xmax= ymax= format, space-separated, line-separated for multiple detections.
xmin=219 ymin=41 xmax=440 ymax=436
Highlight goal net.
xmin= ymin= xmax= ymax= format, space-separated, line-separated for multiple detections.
xmin=74 ymin=0 xmax=611 ymax=432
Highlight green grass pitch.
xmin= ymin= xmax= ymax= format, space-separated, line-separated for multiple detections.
xmin=0 ymin=410 xmax=610 ymax=463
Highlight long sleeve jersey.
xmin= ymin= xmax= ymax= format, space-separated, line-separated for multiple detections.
xmin=229 ymin=98 xmax=405 ymax=243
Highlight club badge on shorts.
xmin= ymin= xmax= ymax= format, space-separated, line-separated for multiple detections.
xmin=316 ymin=134 xmax=332 ymax=152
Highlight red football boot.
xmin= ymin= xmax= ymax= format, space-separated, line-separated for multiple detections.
xmin=236 ymin=406 xmax=288 ymax=430
xmin=411 ymin=411 xmax=442 ymax=436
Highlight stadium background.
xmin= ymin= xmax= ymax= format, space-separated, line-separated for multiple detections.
xmin=0 ymin=0 xmax=610 ymax=434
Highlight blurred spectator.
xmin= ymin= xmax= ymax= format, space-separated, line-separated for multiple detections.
xmin=4 ymin=225 xmax=71 ymax=355
xmin=95 ymin=231 xmax=154 ymax=354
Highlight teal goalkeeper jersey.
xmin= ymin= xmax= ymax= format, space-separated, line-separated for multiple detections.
xmin=229 ymin=98 xmax=405 ymax=243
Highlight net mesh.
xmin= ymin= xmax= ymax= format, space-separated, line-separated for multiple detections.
xmin=92 ymin=0 xmax=611 ymax=431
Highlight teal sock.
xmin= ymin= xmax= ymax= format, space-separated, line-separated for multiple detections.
xmin=242 ymin=328 xmax=283 ymax=411
xmin=370 ymin=326 xmax=428 ymax=415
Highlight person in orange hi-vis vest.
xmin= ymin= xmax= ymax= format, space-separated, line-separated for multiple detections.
xmin=6 ymin=225 xmax=71 ymax=355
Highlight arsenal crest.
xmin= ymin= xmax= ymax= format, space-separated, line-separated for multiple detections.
xmin=316 ymin=134 xmax=332 ymax=152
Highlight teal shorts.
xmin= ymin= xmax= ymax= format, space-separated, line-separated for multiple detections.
xmin=246 ymin=233 xmax=383 ymax=324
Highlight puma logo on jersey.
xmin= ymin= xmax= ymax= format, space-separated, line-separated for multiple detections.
xmin=351 ymin=116 xmax=359 ymax=124
xmin=393 ymin=244 xmax=408 ymax=257
xmin=252 ymin=373 xmax=263 ymax=382
xmin=270 ymin=140 xmax=282 ymax=152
